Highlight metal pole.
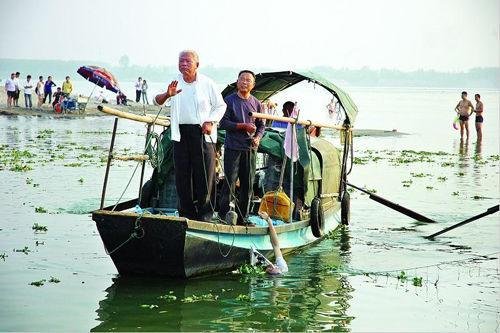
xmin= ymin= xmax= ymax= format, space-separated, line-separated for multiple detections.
xmin=289 ymin=123 xmax=295 ymax=223
xmin=100 ymin=117 xmax=118 ymax=209
xmin=138 ymin=124 xmax=151 ymax=201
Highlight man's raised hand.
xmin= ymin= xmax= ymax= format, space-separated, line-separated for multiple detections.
xmin=167 ymin=80 xmax=182 ymax=98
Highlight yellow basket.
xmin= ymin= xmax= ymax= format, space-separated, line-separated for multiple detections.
xmin=258 ymin=189 xmax=294 ymax=222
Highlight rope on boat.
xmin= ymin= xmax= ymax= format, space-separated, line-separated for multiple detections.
xmin=105 ymin=213 xmax=146 ymax=255
xmin=110 ymin=106 xmax=165 ymax=211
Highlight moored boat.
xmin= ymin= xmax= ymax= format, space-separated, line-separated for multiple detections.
xmin=92 ymin=71 xmax=358 ymax=278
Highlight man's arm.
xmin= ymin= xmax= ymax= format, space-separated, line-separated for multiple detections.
xmin=154 ymin=81 xmax=182 ymax=106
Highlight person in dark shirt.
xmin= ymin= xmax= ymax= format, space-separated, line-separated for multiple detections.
xmin=43 ymin=76 xmax=56 ymax=104
xmin=219 ymin=70 xmax=265 ymax=225
xmin=52 ymin=87 xmax=63 ymax=108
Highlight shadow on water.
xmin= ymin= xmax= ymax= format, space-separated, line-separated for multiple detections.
xmin=91 ymin=228 xmax=354 ymax=332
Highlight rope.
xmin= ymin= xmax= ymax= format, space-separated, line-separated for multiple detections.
xmin=110 ymin=106 xmax=164 ymax=211
xmin=105 ymin=213 xmax=146 ymax=255
xmin=327 ymin=251 xmax=500 ymax=276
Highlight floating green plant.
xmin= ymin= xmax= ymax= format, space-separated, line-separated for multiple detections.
xmin=140 ymin=304 xmax=158 ymax=309
xmin=14 ymin=246 xmax=31 ymax=254
xmin=78 ymin=177 xmax=84 ymax=183
xmin=181 ymin=293 xmax=218 ymax=303
xmin=48 ymin=276 xmax=60 ymax=283
xmin=396 ymin=271 xmax=408 ymax=282
xmin=30 ymin=280 xmax=46 ymax=287
xmin=412 ymin=277 xmax=423 ymax=287
xmin=35 ymin=207 xmax=47 ymax=213
xmin=437 ymin=176 xmax=447 ymax=181
xmin=237 ymin=263 xmax=266 ymax=276
xmin=0 ymin=253 xmax=7 ymax=260
xmin=236 ymin=294 xmax=251 ymax=302
xmin=452 ymin=191 xmax=459 ymax=196
xmin=32 ymin=223 xmax=48 ymax=232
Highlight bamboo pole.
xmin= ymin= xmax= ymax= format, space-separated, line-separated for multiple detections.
xmin=98 ymin=105 xmax=170 ymax=127
xmin=248 ymin=112 xmax=347 ymax=130
xmin=113 ymin=154 xmax=149 ymax=161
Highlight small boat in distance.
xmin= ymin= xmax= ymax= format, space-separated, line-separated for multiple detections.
xmin=92 ymin=71 xmax=359 ymax=278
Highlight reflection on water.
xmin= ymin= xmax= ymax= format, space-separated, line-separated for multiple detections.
xmin=92 ymin=229 xmax=353 ymax=332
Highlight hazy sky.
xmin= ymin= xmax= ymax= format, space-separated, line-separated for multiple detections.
xmin=1 ymin=0 xmax=498 ymax=71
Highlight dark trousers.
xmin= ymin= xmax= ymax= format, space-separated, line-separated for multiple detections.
xmin=219 ymin=148 xmax=256 ymax=223
xmin=43 ymin=91 xmax=52 ymax=104
xmin=135 ymin=90 xmax=141 ymax=103
xmin=173 ymin=125 xmax=215 ymax=221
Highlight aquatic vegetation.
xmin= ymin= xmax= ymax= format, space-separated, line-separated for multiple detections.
xmin=437 ymin=176 xmax=447 ymax=181
xmin=425 ymin=186 xmax=434 ymax=190
xmin=26 ymin=178 xmax=33 ymax=184
xmin=32 ymin=223 xmax=48 ymax=232
xmin=159 ymin=292 xmax=177 ymax=301
xmin=30 ymin=280 xmax=46 ymax=287
xmin=396 ymin=271 xmax=408 ymax=282
xmin=457 ymin=172 xmax=465 ymax=177
xmin=36 ymin=129 xmax=54 ymax=139
xmin=472 ymin=195 xmax=487 ymax=200
xmin=412 ymin=277 xmax=423 ymax=287
xmin=410 ymin=172 xmax=431 ymax=178
xmin=48 ymin=276 xmax=60 ymax=283
xmin=78 ymin=177 xmax=84 ymax=183
xmin=401 ymin=180 xmax=413 ymax=187
xmin=64 ymin=162 xmax=83 ymax=167
xmin=140 ymin=304 xmax=159 ymax=309
xmin=14 ymin=246 xmax=31 ymax=254
xmin=35 ymin=207 xmax=47 ymax=213
xmin=10 ymin=164 xmax=33 ymax=172
xmin=236 ymin=294 xmax=251 ymax=302
xmin=181 ymin=293 xmax=218 ymax=303
xmin=0 ymin=253 xmax=7 ymax=261
xmin=452 ymin=191 xmax=459 ymax=196
xmin=237 ymin=263 xmax=266 ymax=276
xmin=440 ymin=162 xmax=455 ymax=167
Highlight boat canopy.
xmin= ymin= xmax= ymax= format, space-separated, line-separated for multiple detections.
xmin=221 ymin=71 xmax=359 ymax=125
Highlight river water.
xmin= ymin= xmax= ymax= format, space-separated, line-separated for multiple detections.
xmin=0 ymin=87 xmax=498 ymax=332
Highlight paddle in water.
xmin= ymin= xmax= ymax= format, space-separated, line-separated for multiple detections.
xmin=425 ymin=205 xmax=499 ymax=239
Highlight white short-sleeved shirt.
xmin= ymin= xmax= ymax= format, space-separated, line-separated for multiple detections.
xmin=5 ymin=78 xmax=16 ymax=92
xmin=24 ymin=80 xmax=33 ymax=94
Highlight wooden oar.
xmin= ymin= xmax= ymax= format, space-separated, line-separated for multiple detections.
xmin=347 ymin=182 xmax=436 ymax=223
xmin=98 ymin=105 xmax=170 ymax=127
xmin=248 ymin=112 xmax=346 ymax=130
xmin=425 ymin=205 xmax=499 ymax=239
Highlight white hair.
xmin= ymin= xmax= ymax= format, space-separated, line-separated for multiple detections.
xmin=179 ymin=50 xmax=199 ymax=63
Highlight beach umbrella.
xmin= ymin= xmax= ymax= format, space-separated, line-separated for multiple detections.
xmin=77 ymin=65 xmax=120 ymax=93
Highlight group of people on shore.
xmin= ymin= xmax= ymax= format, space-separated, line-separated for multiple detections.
xmin=134 ymin=77 xmax=149 ymax=104
xmin=4 ymin=72 xmax=73 ymax=110
xmin=455 ymin=91 xmax=485 ymax=142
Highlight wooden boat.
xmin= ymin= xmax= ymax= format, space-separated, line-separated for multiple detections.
xmin=92 ymin=71 xmax=359 ymax=278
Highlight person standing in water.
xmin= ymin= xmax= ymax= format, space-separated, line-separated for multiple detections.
xmin=454 ymin=91 xmax=475 ymax=140
xmin=474 ymin=94 xmax=484 ymax=142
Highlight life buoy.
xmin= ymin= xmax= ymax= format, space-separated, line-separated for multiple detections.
xmin=310 ymin=196 xmax=324 ymax=238
xmin=341 ymin=191 xmax=350 ymax=225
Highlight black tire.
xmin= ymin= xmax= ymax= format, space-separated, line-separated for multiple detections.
xmin=341 ymin=191 xmax=350 ymax=225
xmin=310 ymin=196 xmax=324 ymax=238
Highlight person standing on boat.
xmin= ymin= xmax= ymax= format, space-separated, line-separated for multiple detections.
xmin=454 ymin=91 xmax=475 ymax=141
xmin=154 ymin=50 xmax=226 ymax=222
xmin=219 ymin=70 xmax=265 ymax=225
xmin=473 ymin=94 xmax=484 ymax=142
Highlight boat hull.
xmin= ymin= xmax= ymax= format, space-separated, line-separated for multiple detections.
xmin=92 ymin=202 xmax=340 ymax=278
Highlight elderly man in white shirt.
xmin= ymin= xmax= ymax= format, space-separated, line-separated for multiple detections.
xmin=155 ymin=50 xmax=226 ymax=222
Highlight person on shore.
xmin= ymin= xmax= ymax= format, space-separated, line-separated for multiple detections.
xmin=135 ymin=77 xmax=142 ymax=102
xmin=62 ymin=76 xmax=73 ymax=96
xmin=52 ymin=87 xmax=63 ymax=107
xmin=35 ymin=76 xmax=45 ymax=109
xmin=23 ymin=75 xmax=33 ymax=109
xmin=474 ymin=94 xmax=484 ymax=142
xmin=454 ymin=91 xmax=475 ymax=140
xmin=219 ymin=70 xmax=265 ymax=226
xmin=258 ymin=211 xmax=289 ymax=275
xmin=13 ymin=72 xmax=21 ymax=107
xmin=4 ymin=73 xmax=16 ymax=108
xmin=154 ymin=50 xmax=226 ymax=222
xmin=116 ymin=91 xmax=127 ymax=105
xmin=141 ymin=79 xmax=149 ymax=104
xmin=43 ymin=76 xmax=56 ymax=104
